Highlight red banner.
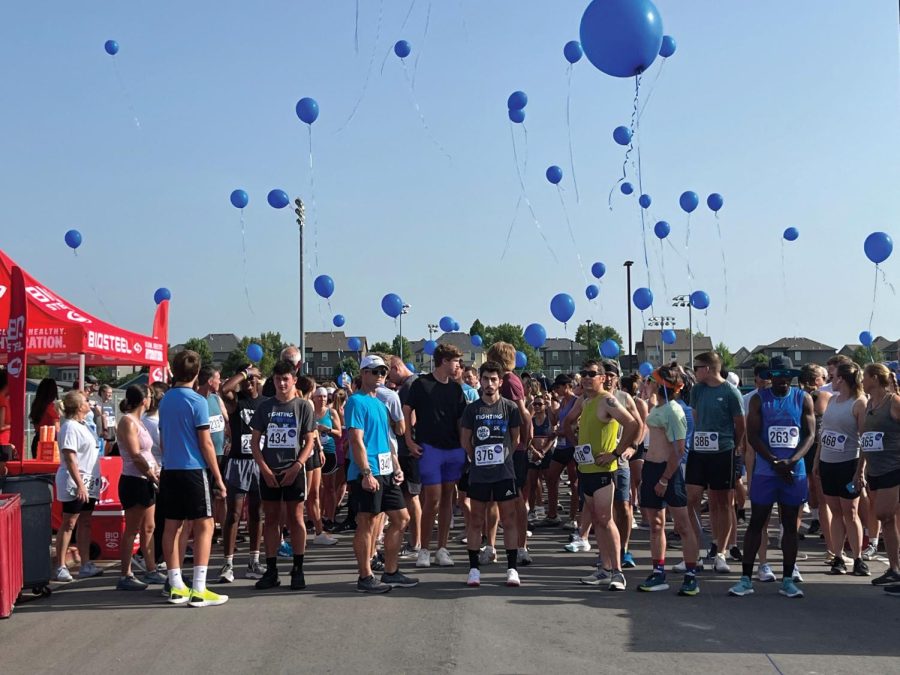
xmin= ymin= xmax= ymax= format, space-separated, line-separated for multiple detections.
xmin=6 ymin=267 xmax=27 ymax=457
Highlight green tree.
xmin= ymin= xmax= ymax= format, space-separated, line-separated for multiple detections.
xmin=483 ymin=323 xmax=543 ymax=372
xmin=221 ymin=332 xmax=286 ymax=377
xmin=332 ymin=356 xmax=360 ymax=380
xmin=88 ymin=367 xmax=117 ymax=385
xmin=369 ymin=341 xmax=392 ymax=355
xmin=852 ymin=346 xmax=883 ymax=366
xmin=715 ymin=342 xmax=735 ymax=370
xmin=27 ymin=365 xmax=50 ymax=379
xmin=574 ymin=323 xmax=623 ymax=356
xmin=391 ymin=335 xmax=412 ymax=361
xmin=469 ymin=319 xmax=486 ymax=339
xmin=171 ymin=337 xmax=214 ymax=367
xmin=751 ymin=352 xmax=769 ymax=366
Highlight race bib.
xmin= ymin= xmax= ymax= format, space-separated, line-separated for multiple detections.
xmin=820 ymin=430 xmax=847 ymax=452
xmin=240 ymin=434 xmax=252 ymax=455
xmin=209 ymin=415 xmax=225 ymax=433
xmin=67 ymin=473 xmax=99 ymax=497
xmin=768 ymin=426 xmax=800 ymax=449
xmin=474 ymin=444 xmax=504 ymax=467
xmin=377 ymin=452 xmax=394 ymax=475
xmin=574 ymin=443 xmax=594 ymax=465
xmin=266 ymin=424 xmax=296 ymax=449
xmin=693 ymin=431 xmax=720 ymax=452
xmin=861 ymin=431 xmax=885 ymax=452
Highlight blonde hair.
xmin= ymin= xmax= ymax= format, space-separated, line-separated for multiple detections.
xmin=865 ymin=363 xmax=897 ymax=392
xmin=62 ymin=391 xmax=85 ymax=418
xmin=487 ymin=342 xmax=516 ymax=372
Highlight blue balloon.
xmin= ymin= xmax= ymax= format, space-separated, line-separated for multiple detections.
xmin=591 ymin=262 xmax=606 ymax=279
xmin=104 ymin=40 xmax=119 ymax=56
xmin=153 ymin=287 xmax=171 ymax=304
xmin=639 ymin=361 xmax=654 ymax=378
xmin=659 ymin=35 xmax=676 ymax=58
xmin=348 ymin=336 xmax=362 ymax=351
xmin=267 ymin=189 xmax=289 ymax=209
xmin=406 ymin=362 xmax=417 ymax=373
xmin=654 ymin=220 xmax=670 ymax=239
xmin=690 ymin=290 xmax=710 ymax=310
xmin=546 ymin=165 xmax=563 ymax=185
xmin=580 ymin=0 xmax=663 ymax=78
xmin=524 ymin=323 xmax=547 ymax=349
xmin=64 ymin=229 xmax=82 ymax=250
xmin=707 ymin=193 xmax=724 ymax=212
xmin=394 ymin=40 xmax=411 ymax=58
xmin=864 ymin=232 xmax=893 ymax=264
xmin=508 ymin=108 xmax=525 ymax=124
xmin=246 ymin=343 xmax=264 ymax=362
xmin=515 ymin=351 xmax=528 ymax=369
xmin=452 ymin=321 xmax=460 ymax=332
xmin=295 ymin=97 xmax=319 ymax=124
xmin=508 ymin=91 xmax=528 ymax=110
xmin=783 ymin=227 xmax=799 ymax=242
xmin=563 ymin=40 xmax=583 ymax=64
xmin=471 ymin=334 xmax=483 ymax=347
xmin=550 ymin=293 xmax=576 ymax=324
xmin=639 ymin=194 xmax=652 ymax=209
xmin=230 ymin=189 xmax=248 ymax=209
xmin=332 ymin=314 xmax=345 ymax=327
xmin=381 ymin=293 xmax=403 ymax=318
xmin=585 ymin=284 xmax=600 ymax=300
xmin=313 ymin=274 xmax=334 ymax=299
xmin=662 ymin=329 xmax=677 ymax=345
xmin=620 ymin=182 xmax=634 ymax=195
xmin=679 ymin=191 xmax=699 ymax=214
xmin=613 ymin=126 xmax=632 ymax=146
xmin=424 ymin=339 xmax=437 ymax=356
xmin=633 ymin=287 xmax=653 ymax=311
xmin=439 ymin=316 xmax=455 ymax=332
xmin=600 ymin=339 xmax=620 ymax=359
xmin=860 ymin=331 xmax=874 ymax=347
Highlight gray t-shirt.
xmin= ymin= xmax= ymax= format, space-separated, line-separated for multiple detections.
xmin=250 ymin=396 xmax=316 ymax=470
xmin=690 ymin=381 xmax=744 ymax=453
xmin=461 ymin=396 xmax=521 ymax=484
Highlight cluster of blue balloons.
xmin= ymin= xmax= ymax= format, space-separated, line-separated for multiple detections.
xmin=154 ymin=287 xmax=171 ymax=305
xmin=633 ymin=287 xmax=653 ymax=311
xmin=246 ymin=343 xmax=264 ymax=362
xmin=394 ymin=40 xmax=411 ymax=59
xmin=64 ymin=229 xmax=82 ymax=250
xmin=296 ymin=97 xmax=319 ymax=125
xmin=550 ymin=293 xmax=575 ymax=324
xmin=314 ymin=275 xmax=334 ymax=299
xmin=580 ymin=0 xmax=663 ymax=78
xmin=439 ymin=316 xmax=460 ymax=333
xmin=381 ymin=293 xmax=404 ymax=318
xmin=229 ymin=189 xmax=291 ymax=210
xmin=507 ymin=90 xmax=527 ymax=124
xmin=864 ymin=232 xmax=893 ymax=264
xmin=348 ymin=336 xmax=362 ymax=352
xmin=546 ymin=166 xmax=563 ymax=185
xmin=524 ymin=323 xmax=547 ymax=349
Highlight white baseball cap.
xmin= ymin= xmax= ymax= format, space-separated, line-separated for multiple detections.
xmin=360 ymin=354 xmax=387 ymax=370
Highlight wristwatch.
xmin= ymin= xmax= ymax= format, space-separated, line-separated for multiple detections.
xmin=361 ymin=468 xmax=372 ymax=477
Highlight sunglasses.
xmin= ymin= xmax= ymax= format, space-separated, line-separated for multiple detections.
xmin=579 ymin=370 xmax=601 ymax=378
xmin=693 ymin=365 xmax=708 ymax=371
xmin=365 ymin=368 xmax=388 ymax=377
xmin=532 ymin=401 xmax=544 ymax=407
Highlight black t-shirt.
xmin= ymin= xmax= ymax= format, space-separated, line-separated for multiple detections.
xmin=405 ymin=373 xmax=467 ymax=449
xmin=227 ymin=393 xmax=266 ymax=459
xmin=396 ymin=374 xmax=418 ymax=457
xmin=249 ymin=396 xmax=315 ymax=470
xmin=461 ymin=396 xmax=521 ymax=484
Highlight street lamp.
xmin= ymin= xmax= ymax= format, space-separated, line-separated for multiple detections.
xmin=672 ymin=294 xmax=693 ymax=365
xmin=585 ymin=318 xmax=593 ymax=358
xmin=648 ymin=315 xmax=676 ymax=364
xmin=398 ymin=303 xmax=410 ymax=359
xmin=624 ymin=261 xmax=634 ymax=360
xmin=427 ymin=323 xmax=439 ymax=370
xmin=294 ymin=198 xmax=306 ymax=374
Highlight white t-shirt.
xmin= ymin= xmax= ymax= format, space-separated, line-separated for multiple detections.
xmin=376 ymin=386 xmax=404 ymax=454
xmin=741 ymin=389 xmax=758 ymax=416
xmin=55 ymin=419 xmax=102 ymax=502
xmin=141 ymin=413 xmax=162 ymax=466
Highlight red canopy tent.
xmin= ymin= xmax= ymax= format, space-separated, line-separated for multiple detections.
xmin=0 ymin=249 xmax=169 ymax=462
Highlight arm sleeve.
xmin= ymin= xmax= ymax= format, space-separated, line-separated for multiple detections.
xmin=406 ymin=379 xmax=423 ymax=411
xmin=58 ymin=423 xmax=78 ymax=452
xmin=301 ymin=400 xmax=316 ymax=433
xmin=689 ymin=385 xmax=699 ymax=408
xmin=509 ymin=401 xmax=522 ymax=428
xmin=666 ymin=406 xmax=687 ymax=442
xmin=345 ymin=397 xmax=366 ymax=431
xmin=193 ymin=396 xmax=210 ymax=428
xmin=384 ymin=392 xmax=403 ymax=422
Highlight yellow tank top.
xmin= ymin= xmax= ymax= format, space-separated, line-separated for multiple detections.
xmin=577 ymin=395 xmax=620 ymax=474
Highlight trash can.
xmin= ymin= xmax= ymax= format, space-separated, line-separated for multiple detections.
xmin=0 ymin=494 xmax=24 ymax=618
xmin=0 ymin=475 xmax=53 ymax=594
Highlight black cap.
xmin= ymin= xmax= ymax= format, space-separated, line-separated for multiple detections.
xmin=762 ymin=355 xmax=801 ymax=379
xmin=553 ymin=373 xmax=573 ymax=387
xmin=85 ymin=375 xmax=99 ymax=384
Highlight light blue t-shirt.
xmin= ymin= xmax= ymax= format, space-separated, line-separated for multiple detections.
xmin=345 ymin=392 xmax=392 ymax=480
xmin=159 ymin=387 xmax=210 ymax=470
xmin=689 ymin=381 xmax=744 ymax=453
xmin=462 ymin=383 xmax=479 ymax=404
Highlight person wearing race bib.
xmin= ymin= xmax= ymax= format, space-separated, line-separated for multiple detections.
xmin=314 ymin=386 xmax=343 ymax=536
xmin=198 ymin=366 xmax=228 ymax=539
xmin=297 ymin=375 xmax=333 ymax=547
xmin=250 ymin=360 xmax=317 ymax=592
xmin=799 ymin=364 xmax=831 ymax=547
xmin=541 ymin=374 xmax=579 ymax=529
xmin=143 ymin=381 xmax=169 ymax=571
xmin=687 ymin=351 xmax=746 ymax=575
xmin=52 ymin=390 xmax=104 ymax=582
xmin=98 ymin=384 xmax=117 ymax=453
xmin=347 ymin=355 xmax=417 ymax=593
xmin=861 ymin=363 xmax=900 ymax=589
xmin=814 ymin=362 xmax=868 ymax=577
xmin=607 ymin=365 xmax=642 ymax=570
xmin=388 ymin=357 xmax=422 ymax=557
xmin=460 ymin=361 xmax=524 ymax=588
xmin=218 ymin=364 xmax=265 ymax=583
xmin=730 ymin=356 xmax=815 ymax=599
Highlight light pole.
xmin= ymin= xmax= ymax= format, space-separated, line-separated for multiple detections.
xmin=624 ymin=261 xmax=634 ymax=362
xmin=427 ymin=322 xmax=438 ymax=370
xmin=294 ymin=198 xmax=306 ymax=373
xmin=672 ymin=295 xmax=693 ymax=365
xmin=648 ymin=315 xmax=676 ymax=364
xmin=585 ymin=319 xmax=593 ymax=358
xmin=398 ymin=303 xmax=410 ymax=360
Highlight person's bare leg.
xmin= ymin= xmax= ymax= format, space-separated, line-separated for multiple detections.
xmin=545 ymin=462 xmax=564 ymax=519
xmin=141 ymin=506 xmax=157 ymax=572
xmin=353 ymin=513 xmax=376 ymax=578
xmin=404 ymin=492 xmax=421 ymax=549
xmin=686 ymin=484 xmax=705 ymax=551
xmin=499 ymin=499 xmax=519 ymax=557
xmin=437 ymin=482 xmax=455 ymax=549
xmin=419 ymin=484 xmax=440 ymax=551
xmin=710 ymin=488 xmax=734 ymax=552
xmin=383 ymin=509 xmax=410 ymax=574
xmin=842 ymin=497 xmax=864 ymax=559
xmin=485 ymin=501 xmax=499 ymax=549
xmin=120 ymin=506 xmax=145 ymax=576
xmin=76 ymin=512 xmax=93 ymax=567
xmin=306 ymin=468 xmax=323 ymax=535
xmin=55 ymin=513 xmax=79 ymax=569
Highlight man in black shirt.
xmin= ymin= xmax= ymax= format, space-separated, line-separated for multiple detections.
xmin=389 ymin=356 xmax=421 ymax=555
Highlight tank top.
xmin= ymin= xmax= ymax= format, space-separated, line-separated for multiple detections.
xmin=862 ymin=395 xmax=900 ymax=477
xmin=755 ymin=387 xmax=806 ymax=478
xmin=227 ymin=393 xmax=264 ymax=459
xmin=819 ymin=396 xmax=861 ymax=463
xmin=577 ymin=395 xmax=619 ymax=474
xmin=532 ymin=413 xmax=551 ymax=437
xmin=317 ymin=409 xmax=336 ymax=453
xmin=121 ymin=416 xmax=157 ymax=479
xmin=556 ymin=395 xmax=577 ymax=448
xmin=206 ymin=393 xmax=226 ymax=456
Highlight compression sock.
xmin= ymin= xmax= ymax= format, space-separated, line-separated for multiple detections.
xmin=468 ymin=550 xmax=480 ymax=570
xmin=506 ymin=549 xmax=518 ymax=570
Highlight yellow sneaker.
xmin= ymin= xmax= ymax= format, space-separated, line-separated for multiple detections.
xmin=167 ymin=585 xmax=191 ymax=605
xmin=188 ymin=587 xmax=229 ymax=608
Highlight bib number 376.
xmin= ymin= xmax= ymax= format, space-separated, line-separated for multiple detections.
xmin=475 ymin=444 xmax=504 ymax=467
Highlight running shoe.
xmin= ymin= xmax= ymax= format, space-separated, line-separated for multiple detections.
xmin=246 ymin=561 xmax=265 ymax=579
xmin=704 ymin=544 xmax=718 ymax=562
xmin=290 ymin=568 xmax=306 ymax=590
xmin=793 ymin=566 xmax=804 ymax=583
xmin=564 ymin=536 xmax=591 ymax=553
xmin=728 ymin=546 xmax=743 ymax=562
xmin=579 ymin=568 xmax=609 ymax=586
xmin=871 ymin=569 xmax=900 ymax=586
xmin=167 ymin=585 xmax=191 ymax=605
xmin=78 ymin=561 xmax=104 ymax=579
xmin=608 ymin=571 xmax=626 ymax=591
xmin=806 ymin=519 xmax=820 ymax=535
xmin=830 ymin=557 xmax=848 ymax=575
xmin=313 ymin=532 xmax=338 ymax=546
xmin=467 ymin=568 xmax=481 ymax=587
xmin=757 ymin=564 xmax=777 ymax=582
xmin=853 ymin=559 xmax=871 ymax=577
xmin=506 ymin=569 xmax=521 ymax=587
xmin=884 ymin=584 xmax=900 ymax=597
xmin=728 ymin=576 xmax=754 ymax=597
xmin=277 ymin=541 xmax=293 ymax=558
xmin=381 ymin=571 xmax=419 ymax=588
xmin=862 ymin=543 xmax=878 ymax=561
xmin=218 ymin=563 xmax=235 ymax=583
xmin=53 ymin=566 xmax=73 ymax=583
xmin=673 ymin=560 xmax=704 ymax=573
xmin=779 ymin=578 xmax=804 ymax=598
xmin=621 ymin=551 xmax=636 ymax=569
xmin=479 ymin=545 xmax=497 ymax=565
xmin=535 ymin=515 xmax=561 ymax=528
xmin=188 ymin=587 xmax=229 ymax=607
xmin=356 ymin=575 xmax=391 ymax=594
xmin=678 ymin=574 xmax=699 ymax=597
xmin=399 ymin=543 xmax=420 ymax=560
xmin=714 ymin=554 xmax=731 ymax=574
xmin=416 ymin=549 xmax=432 ymax=568
xmin=517 ymin=549 xmax=533 ymax=566
xmin=255 ymin=568 xmax=281 ymax=590
xmin=371 ymin=554 xmax=385 ymax=572
xmin=131 ymin=553 xmax=147 ymax=573
xmin=638 ymin=571 xmax=669 ymax=592
xmin=436 ymin=547 xmax=455 ymax=567
xmin=562 ymin=520 xmax=578 ymax=531
xmin=142 ymin=570 xmax=166 ymax=585
xmin=116 ymin=575 xmax=148 ymax=591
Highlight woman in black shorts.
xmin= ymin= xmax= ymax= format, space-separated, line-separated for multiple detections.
xmin=525 ymin=394 xmax=555 ymax=519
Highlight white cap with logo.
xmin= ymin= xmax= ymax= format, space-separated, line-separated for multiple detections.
xmin=360 ymin=355 xmax=387 ymax=370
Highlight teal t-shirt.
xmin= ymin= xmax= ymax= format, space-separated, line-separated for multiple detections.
xmin=206 ymin=393 xmax=226 ymax=457
xmin=689 ymin=381 xmax=744 ymax=453
xmin=647 ymin=400 xmax=687 ymax=442
xmin=345 ymin=392 xmax=392 ymax=480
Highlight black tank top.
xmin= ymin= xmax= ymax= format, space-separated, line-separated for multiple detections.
xmin=532 ymin=413 xmax=551 ymax=437
xmin=227 ymin=393 xmax=265 ymax=459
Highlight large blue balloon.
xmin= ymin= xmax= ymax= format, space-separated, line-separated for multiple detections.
xmin=153 ymin=287 xmax=171 ymax=305
xmin=381 ymin=293 xmax=403 ymax=318
xmin=423 ymin=340 xmax=437 ymax=356
xmin=508 ymin=91 xmax=528 ymax=110
xmin=662 ymin=329 xmax=677 ymax=345
xmin=591 ymin=262 xmax=606 ymax=279
xmin=64 ymin=229 xmax=82 ymax=250
xmin=515 ymin=351 xmax=528 ymax=369
xmin=620 ymin=182 xmax=634 ymax=195
xmin=550 ymin=293 xmax=576 ymax=324
xmin=690 ymin=290 xmax=710 ymax=310
xmin=439 ymin=316 xmax=455 ymax=333
xmin=471 ymin=334 xmax=483 ymax=347
xmin=524 ymin=323 xmax=547 ymax=349
xmin=860 ymin=331 xmax=874 ymax=347
xmin=296 ymin=97 xmax=319 ymax=124
xmin=267 ymin=189 xmax=289 ymax=209
xmin=633 ymin=287 xmax=653 ymax=311
xmin=613 ymin=126 xmax=632 ymax=146
xmin=104 ymin=40 xmax=119 ymax=56
xmin=654 ymin=221 xmax=670 ymax=239
xmin=563 ymin=40 xmax=583 ymax=64
xmin=639 ymin=194 xmax=652 ymax=209
xmin=230 ymin=189 xmax=248 ymax=209
xmin=659 ymin=35 xmax=676 ymax=58
xmin=546 ymin=166 xmax=563 ymax=185
xmin=600 ymin=339 xmax=620 ymax=359
xmin=638 ymin=361 xmax=654 ymax=378
xmin=585 ymin=284 xmax=600 ymax=300
xmin=508 ymin=108 xmax=525 ymax=124
xmin=707 ymin=193 xmax=724 ymax=212
xmin=313 ymin=274 xmax=334 ymax=299
xmin=394 ymin=40 xmax=411 ymax=58
xmin=783 ymin=227 xmax=799 ymax=242
xmin=679 ymin=191 xmax=699 ymax=214
xmin=864 ymin=232 xmax=893 ymax=264
xmin=348 ymin=336 xmax=362 ymax=351
xmin=332 ymin=314 xmax=345 ymax=327
xmin=246 ymin=343 xmax=264 ymax=362
xmin=580 ymin=0 xmax=663 ymax=78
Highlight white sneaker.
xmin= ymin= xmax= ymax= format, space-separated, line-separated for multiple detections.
xmin=715 ymin=553 xmax=731 ymax=574
xmin=563 ymin=536 xmax=591 ymax=553
xmin=53 ymin=565 xmax=73 ymax=583
xmin=506 ymin=569 xmax=521 ymax=587
xmin=435 ymin=547 xmax=455 ymax=567
xmin=758 ymin=563 xmax=777 ymax=582
xmin=673 ymin=560 xmax=687 ymax=573
xmin=313 ymin=532 xmax=338 ymax=546
xmin=78 ymin=561 xmax=104 ymax=579
xmin=579 ymin=567 xmax=609 ymax=585
xmin=478 ymin=545 xmax=497 ymax=565
xmin=416 ymin=549 xmax=432 ymax=568
xmin=862 ymin=543 xmax=877 ymax=561
xmin=467 ymin=568 xmax=481 ymax=587
xmin=792 ymin=565 xmax=804 ymax=583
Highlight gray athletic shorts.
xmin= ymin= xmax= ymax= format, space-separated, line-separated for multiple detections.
xmin=224 ymin=457 xmax=260 ymax=495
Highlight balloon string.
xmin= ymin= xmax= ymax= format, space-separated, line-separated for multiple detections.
xmin=411 ymin=0 xmax=432 ymax=89
xmin=458 ymin=0 xmax=469 ymax=42
xmin=500 ymin=194 xmax=522 ymax=261
xmin=638 ymin=57 xmax=666 ymax=122
xmin=354 ymin=0 xmax=360 ymax=54
xmin=400 ymin=0 xmax=417 ymax=31
xmin=111 ymin=59 xmax=141 ymax=130
xmin=664 ymin=237 xmax=687 ymax=265
xmin=566 ymin=64 xmax=580 ymax=204
xmin=869 ymin=265 xmax=879 ymax=331
xmin=640 ymin=207 xmax=651 ymax=287
xmin=522 ymin=123 xmax=529 ymax=174
xmin=557 ymin=185 xmax=586 ymax=285
xmin=634 ymin=75 xmax=651 ymax=286
xmin=658 ymin=238 xmax=669 ymax=301
xmin=510 ymin=123 xmax=558 ymax=264
xmin=400 ymin=59 xmax=451 ymax=160
xmin=607 ymin=74 xmax=641 ymax=210
xmin=715 ymin=213 xmax=729 ymax=314
xmin=308 ymin=124 xmax=319 ymax=272
xmin=239 ymin=210 xmax=254 ymax=314
xmin=685 ymin=213 xmax=694 ymax=283
xmin=336 ymin=0 xmax=384 ymax=133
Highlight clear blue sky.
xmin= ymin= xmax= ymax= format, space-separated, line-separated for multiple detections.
xmin=2 ymin=1 xmax=898 ymax=355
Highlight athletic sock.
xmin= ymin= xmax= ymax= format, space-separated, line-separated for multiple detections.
xmin=468 ymin=550 xmax=480 ymax=570
xmin=266 ymin=556 xmax=277 ymax=572
xmin=871 ymin=536 xmax=880 ymax=549
xmin=168 ymin=568 xmax=186 ymax=590
xmin=250 ymin=551 xmax=260 ymax=564
xmin=654 ymin=560 xmax=665 ymax=574
xmin=506 ymin=549 xmax=518 ymax=570
xmin=685 ymin=562 xmax=697 ymax=575
xmin=193 ymin=566 xmax=208 ymax=593
xmin=224 ymin=555 xmax=234 ymax=566
xmin=292 ymin=554 xmax=305 ymax=571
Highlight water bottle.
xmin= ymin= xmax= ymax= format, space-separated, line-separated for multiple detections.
xmin=846 ymin=481 xmax=857 ymax=495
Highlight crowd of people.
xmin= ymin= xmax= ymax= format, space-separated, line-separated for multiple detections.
xmin=19 ymin=341 xmax=900 ymax=605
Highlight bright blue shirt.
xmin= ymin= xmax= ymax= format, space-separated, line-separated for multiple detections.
xmin=159 ymin=387 xmax=210 ymax=470
xmin=462 ymin=383 xmax=479 ymax=403
xmin=345 ymin=392 xmax=392 ymax=480
xmin=755 ymin=387 xmax=807 ymax=478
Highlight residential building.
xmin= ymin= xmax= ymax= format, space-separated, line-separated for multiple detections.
xmin=540 ymin=338 xmax=588 ymax=376
xmin=410 ymin=332 xmax=484 ymax=372
xmin=304 ymin=331 xmax=367 ymax=380
xmin=636 ymin=330 xmax=714 ymax=368
xmin=734 ymin=337 xmax=838 ymax=385
xmin=170 ymin=332 xmax=241 ymax=366
xmin=49 ymin=365 xmax=138 ymax=384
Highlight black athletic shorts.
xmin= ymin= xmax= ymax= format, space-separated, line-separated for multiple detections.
xmin=685 ymin=451 xmax=735 ymax=491
xmin=119 ymin=475 xmax=157 ymax=510
xmin=528 ymin=451 xmax=553 ymax=471
xmin=349 ymin=476 xmax=406 ymax=515
xmin=0 ymin=444 xmax=14 ymax=462
xmin=468 ymin=479 xmax=519 ymax=503
xmin=513 ymin=451 xmax=528 ymax=489
xmin=260 ymin=465 xmax=307 ymax=502
xmin=819 ymin=458 xmax=859 ymax=499
xmin=640 ymin=460 xmax=688 ymax=509
xmin=457 ymin=462 xmax=470 ymax=493
xmin=399 ymin=455 xmax=422 ymax=496
xmin=305 ymin=451 xmax=323 ymax=471
xmin=160 ymin=469 xmax=213 ymax=520
xmin=552 ymin=445 xmax=575 ymax=466
xmin=322 ymin=452 xmax=338 ymax=475
xmin=579 ymin=471 xmax=615 ymax=497
xmin=630 ymin=442 xmax=647 ymax=462
xmin=61 ymin=497 xmax=97 ymax=514
xmin=867 ymin=468 xmax=900 ymax=491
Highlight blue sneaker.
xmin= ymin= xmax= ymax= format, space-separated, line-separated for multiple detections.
xmin=621 ymin=551 xmax=636 ymax=569
xmin=779 ymin=578 xmax=804 ymax=598
xmin=728 ymin=576 xmax=754 ymax=597
xmin=678 ymin=574 xmax=699 ymax=596
xmin=277 ymin=541 xmax=293 ymax=558
xmin=638 ymin=571 xmax=669 ymax=592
